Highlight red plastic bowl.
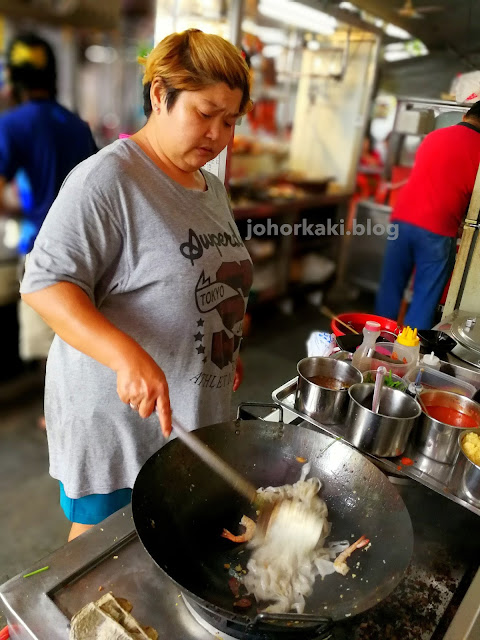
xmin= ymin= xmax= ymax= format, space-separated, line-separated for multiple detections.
xmin=0 ymin=627 xmax=10 ymax=640
xmin=331 ymin=312 xmax=399 ymax=337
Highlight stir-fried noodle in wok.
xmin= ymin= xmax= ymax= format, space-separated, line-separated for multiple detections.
xmin=222 ymin=464 xmax=369 ymax=614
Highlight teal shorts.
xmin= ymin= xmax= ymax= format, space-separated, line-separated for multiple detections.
xmin=59 ymin=482 xmax=132 ymax=525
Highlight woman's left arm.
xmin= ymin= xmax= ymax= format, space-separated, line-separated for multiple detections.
xmin=233 ymin=355 xmax=243 ymax=391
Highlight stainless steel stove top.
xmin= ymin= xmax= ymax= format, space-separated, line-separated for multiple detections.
xmin=1 ymin=508 xmax=218 ymax=640
xmin=2 ymin=467 xmax=480 ymax=640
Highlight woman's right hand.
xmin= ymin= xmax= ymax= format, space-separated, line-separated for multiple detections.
xmin=116 ymin=351 xmax=172 ymax=437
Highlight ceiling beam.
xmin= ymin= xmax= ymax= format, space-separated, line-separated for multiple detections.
xmin=320 ymin=0 xmax=438 ymax=48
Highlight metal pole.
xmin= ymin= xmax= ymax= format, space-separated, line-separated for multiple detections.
xmin=228 ymin=0 xmax=244 ymax=46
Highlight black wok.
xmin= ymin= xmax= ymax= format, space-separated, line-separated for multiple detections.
xmin=132 ymin=416 xmax=413 ymax=635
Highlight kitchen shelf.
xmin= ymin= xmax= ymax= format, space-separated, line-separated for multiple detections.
xmin=234 ymin=191 xmax=351 ymax=309
xmin=272 ymin=377 xmax=480 ymax=518
xmin=232 ymin=191 xmax=351 ymax=221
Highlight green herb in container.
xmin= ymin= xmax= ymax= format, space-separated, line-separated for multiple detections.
xmin=363 ymin=370 xmax=406 ymax=391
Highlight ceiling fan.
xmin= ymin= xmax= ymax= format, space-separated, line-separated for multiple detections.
xmin=397 ymin=0 xmax=444 ymax=19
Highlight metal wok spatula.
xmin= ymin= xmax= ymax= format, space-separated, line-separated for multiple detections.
xmin=172 ymin=420 xmax=318 ymax=539
xmin=172 ymin=418 xmax=258 ymax=504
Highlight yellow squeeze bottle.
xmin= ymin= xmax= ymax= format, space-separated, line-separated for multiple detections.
xmin=393 ymin=326 xmax=420 ymax=368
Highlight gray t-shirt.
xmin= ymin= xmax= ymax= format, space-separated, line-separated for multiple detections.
xmin=21 ymin=139 xmax=253 ymax=498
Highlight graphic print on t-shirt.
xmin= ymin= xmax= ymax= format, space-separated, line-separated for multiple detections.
xmin=194 ymin=259 xmax=252 ymax=369
xmin=179 ymin=224 xmax=253 ymax=389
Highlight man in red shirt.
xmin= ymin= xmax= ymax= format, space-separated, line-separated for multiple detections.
xmin=375 ymin=101 xmax=480 ymax=329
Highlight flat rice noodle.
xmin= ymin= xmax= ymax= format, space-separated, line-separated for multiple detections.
xmin=242 ymin=464 xmax=344 ymax=614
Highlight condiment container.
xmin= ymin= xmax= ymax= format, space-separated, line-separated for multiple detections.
xmin=416 ymin=390 xmax=480 ymax=464
xmin=295 ymin=357 xmax=362 ymax=425
xmin=351 ymin=321 xmax=381 ymax=372
xmin=421 ymin=351 xmax=440 ymax=369
xmin=369 ymin=342 xmax=415 ymax=378
xmin=403 ymin=366 xmax=476 ymax=398
xmin=394 ymin=326 xmax=420 ymax=367
xmin=458 ymin=429 xmax=480 ymax=507
xmin=345 ymin=383 xmax=421 ymax=457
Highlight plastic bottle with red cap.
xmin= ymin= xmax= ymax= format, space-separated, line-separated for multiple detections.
xmin=352 ymin=320 xmax=381 ymax=373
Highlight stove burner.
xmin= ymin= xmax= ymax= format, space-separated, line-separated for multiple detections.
xmin=183 ymin=596 xmax=240 ymax=640
xmin=182 ymin=596 xmax=332 ymax=640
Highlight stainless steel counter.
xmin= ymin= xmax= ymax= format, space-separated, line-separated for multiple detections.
xmin=0 ymin=507 xmax=218 ymax=640
xmin=1 ymin=425 xmax=480 ymax=640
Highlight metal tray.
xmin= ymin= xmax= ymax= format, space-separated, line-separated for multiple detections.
xmin=272 ymin=377 xmax=480 ymax=518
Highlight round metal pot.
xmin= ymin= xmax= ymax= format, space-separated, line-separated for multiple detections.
xmin=458 ymin=429 xmax=480 ymax=507
xmin=330 ymin=350 xmax=353 ymax=362
xmin=295 ymin=356 xmax=362 ymax=425
xmin=345 ymin=383 xmax=421 ymax=457
xmin=416 ymin=390 xmax=480 ymax=464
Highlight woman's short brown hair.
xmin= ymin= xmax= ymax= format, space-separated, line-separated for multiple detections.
xmin=139 ymin=29 xmax=252 ymax=118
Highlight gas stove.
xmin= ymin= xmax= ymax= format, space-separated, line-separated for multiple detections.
xmin=0 ymin=506 xmax=331 ymax=640
xmin=2 ymin=447 xmax=480 ymax=640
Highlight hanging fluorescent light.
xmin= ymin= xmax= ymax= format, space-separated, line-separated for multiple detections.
xmin=258 ymin=0 xmax=337 ymax=35
xmin=263 ymin=44 xmax=285 ymax=58
xmin=85 ymin=45 xmax=117 ymax=64
xmin=383 ymin=40 xmax=428 ymax=62
xmin=242 ymin=19 xmax=289 ymax=45
xmin=384 ymin=23 xmax=412 ymax=40
xmin=306 ymin=40 xmax=321 ymax=51
xmin=338 ymin=2 xmax=358 ymax=11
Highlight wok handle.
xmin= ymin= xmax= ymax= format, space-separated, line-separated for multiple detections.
xmin=236 ymin=402 xmax=284 ymax=422
xmin=172 ymin=419 xmax=258 ymax=503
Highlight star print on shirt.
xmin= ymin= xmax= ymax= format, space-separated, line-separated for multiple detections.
xmin=197 ymin=318 xmax=204 ymax=327
xmin=194 ymin=331 xmax=204 ymax=342
xmin=196 ymin=345 xmax=206 ymax=355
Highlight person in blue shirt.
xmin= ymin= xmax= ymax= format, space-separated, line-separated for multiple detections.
xmin=0 ymin=32 xmax=97 ymax=369
xmin=1 ymin=32 xmax=97 ymax=254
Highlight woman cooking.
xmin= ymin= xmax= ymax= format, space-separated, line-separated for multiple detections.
xmin=20 ymin=29 xmax=253 ymax=541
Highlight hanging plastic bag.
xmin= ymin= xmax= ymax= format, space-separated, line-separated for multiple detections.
xmin=306 ymin=331 xmax=336 ymax=358
xmin=455 ymin=70 xmax=480 ymax=105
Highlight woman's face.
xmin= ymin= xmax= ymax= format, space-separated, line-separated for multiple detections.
xmin=153 ymin=82 xmax=243 ymax=172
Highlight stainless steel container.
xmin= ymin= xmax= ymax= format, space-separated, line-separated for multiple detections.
xmin=295 ymin=356 xmax=362 ymax=425
xmin=458 ymin=429 xmax=480 ymax=507
xmin=331 ymin=350 xmax=353 ymax=362
xmin=345 ymin=383 xmax=421 ymax=457
xmin=416 ymin=390 xmax=480 ymax=464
